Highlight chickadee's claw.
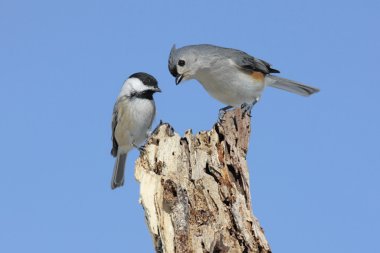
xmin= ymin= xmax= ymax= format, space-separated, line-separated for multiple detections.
xmin=133 ymin=142 xmax=146 ymax=153
xmin=218 ymin=105 xmax=233 ymax=123
xmin=150 ymin=120 xmax=163 ymax=137
xmin=138 ymin=145 xmax=146 ymax=153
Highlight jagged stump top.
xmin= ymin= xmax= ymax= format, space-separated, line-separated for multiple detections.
xmin=135 ymin=108 xmax=270 ymax=253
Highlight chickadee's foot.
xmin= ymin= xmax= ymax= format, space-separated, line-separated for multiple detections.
xmin=138 ymin=145 xmax=146 ymax=153
xmin=149 ymin=120 xmax=163 ymax=137
xmin=218 ymin=105 xmax=233 ymax=123
xmin=133 ymin=142 xmax=146 ymax=153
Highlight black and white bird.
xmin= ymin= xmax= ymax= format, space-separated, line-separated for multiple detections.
xmin=110 ymin=72 xmax=161 ymax=189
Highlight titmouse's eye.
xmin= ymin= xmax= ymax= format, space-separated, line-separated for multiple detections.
xmin=178 ymin=60 xmax=186 ymax=67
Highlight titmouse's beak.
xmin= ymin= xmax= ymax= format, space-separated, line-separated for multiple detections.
xmin=153 ymin=87 xmax=162 ymax=93
xmin=175 ymin=74 xmax=183 ymax=85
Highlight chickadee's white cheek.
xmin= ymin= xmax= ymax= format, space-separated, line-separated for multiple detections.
xmin=129 ymin=78 xmax=147 ymax=92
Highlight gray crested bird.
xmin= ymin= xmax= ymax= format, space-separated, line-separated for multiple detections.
xmin=110 ymin=72 xmax=161 ymax=189
xmin=168 ymin=44 xmax=319 ymax=117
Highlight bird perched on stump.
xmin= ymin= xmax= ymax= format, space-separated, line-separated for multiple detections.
xmin=110 ymin=72 xmax=161 ymax=189
xmin=168 ymin=44 xmax=319 ymax=119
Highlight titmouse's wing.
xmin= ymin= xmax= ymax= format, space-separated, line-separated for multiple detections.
xmin=229 ymin=50 xmax=280 ymax=74
xmin=227 ymin=48 xmax=319 ymax=96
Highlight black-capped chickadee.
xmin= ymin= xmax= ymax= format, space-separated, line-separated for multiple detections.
xmin=168 ymin=44 xmax=319 ymax=117
xmin=110 ymin=72 xmax=161 ymax=189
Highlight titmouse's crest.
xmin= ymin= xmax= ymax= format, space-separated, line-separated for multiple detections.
xmin=168 ymin=44 xmax=178 ymax=77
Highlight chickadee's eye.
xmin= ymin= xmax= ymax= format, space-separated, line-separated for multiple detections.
xmin=178 ymin=60 xmax=185 ymax=67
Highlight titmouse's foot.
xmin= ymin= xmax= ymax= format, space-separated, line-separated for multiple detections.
xmin=241 ymin=99 xmax=259 ymax=118
xmin=241 ymin=103 xmax=252 ymax=118
xmin=218 ymin=105 xmax=233 ymax=123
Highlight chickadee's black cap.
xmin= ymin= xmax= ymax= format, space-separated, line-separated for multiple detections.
xmin=129 ymin=72 xmax=158 ymax=88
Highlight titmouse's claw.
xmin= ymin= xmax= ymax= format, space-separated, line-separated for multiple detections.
xmin=241 ymin=99 xmax=258 ymax=118
xmin=241 ymin=103 xmax=252 ymax=118
xmin=218 ymin=105 xmax=233 ymax=123
xmin=218 ymin=111 xmax=226 ymax=123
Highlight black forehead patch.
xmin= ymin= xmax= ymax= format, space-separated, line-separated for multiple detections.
xmin=129 ymin=72 xmax=158 ymax=88
xmin=168 ymin=64 xmax=178 ymax=77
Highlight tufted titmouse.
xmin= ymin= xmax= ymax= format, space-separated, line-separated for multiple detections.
xmin=110 ymin=72 xmax=161 ymax=189
xmin=168 ymin=44 xmax=319 ymax=117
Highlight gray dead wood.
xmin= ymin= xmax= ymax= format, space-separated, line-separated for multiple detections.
xmin=135 ymin=108 xmax=271 ymax=253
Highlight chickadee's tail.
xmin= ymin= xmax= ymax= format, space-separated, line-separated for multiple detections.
xmin=111 ymin=153 xmax=127 ymax=189
xmin=265 ymin=75 xmax=319 ymax=96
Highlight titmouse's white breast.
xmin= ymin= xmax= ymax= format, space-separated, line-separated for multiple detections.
xmin=194 ymin=60 xmax=265 ymax=106
xmin=115 ymin=98 xmax=155 ymax=153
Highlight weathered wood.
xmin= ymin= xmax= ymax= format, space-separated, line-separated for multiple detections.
xmin=135 ymin=108 xmax=271 ymax=253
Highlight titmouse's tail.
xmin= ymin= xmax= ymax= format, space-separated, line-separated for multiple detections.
xmin=111 ymin=153 xmax=127 ymax=189
xmin=265 ymin=75 xmax=319 ymax=96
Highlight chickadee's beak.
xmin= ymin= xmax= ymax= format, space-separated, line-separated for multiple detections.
xmin=153 ymin=87 xmax=162 ymax=93
xmin=175 ymin=74 xmax=183 ymax=85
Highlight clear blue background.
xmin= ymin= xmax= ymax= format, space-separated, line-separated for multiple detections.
xmin=1 ymin=0 xmax=379 ymax=252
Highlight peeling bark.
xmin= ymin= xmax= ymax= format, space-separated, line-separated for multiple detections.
xmin=135 ymin=108 xmax=271 ymax=253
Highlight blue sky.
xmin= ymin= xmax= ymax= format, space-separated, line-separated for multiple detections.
xmin=1 ymin=0 xmax=379 ymax=252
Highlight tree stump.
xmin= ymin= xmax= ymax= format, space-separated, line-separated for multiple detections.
xmin=135 ymin=108 xmax=271 ymax=253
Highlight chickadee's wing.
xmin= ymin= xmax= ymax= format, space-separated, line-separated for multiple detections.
xmin=111 ymin=100 xmax=120 ymax=157
xmin=147 ymin=102 xmax=156 ymax=137
xmin=230 ymin=50 xmax=280 ymax=75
